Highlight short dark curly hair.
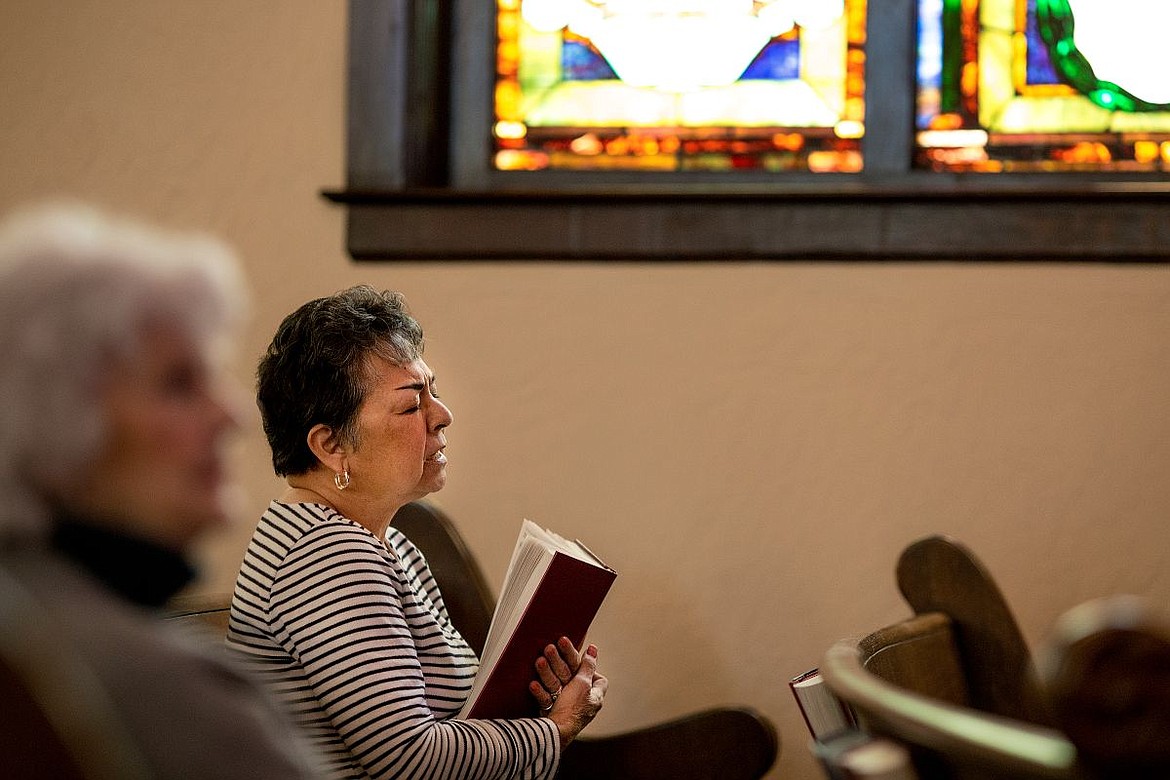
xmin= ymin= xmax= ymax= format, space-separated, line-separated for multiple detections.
xmin=257 ymin=285 xmax=424 ymax=476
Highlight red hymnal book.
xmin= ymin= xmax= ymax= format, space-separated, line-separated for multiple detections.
xmin=459 ymin=520 xmax=616 ymax=720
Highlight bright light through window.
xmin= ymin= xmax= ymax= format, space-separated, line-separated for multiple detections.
xmin=493 ymin=0 xmax=866 ymax=173
xmin=915 ymin=0 xmax=1170 ymax=172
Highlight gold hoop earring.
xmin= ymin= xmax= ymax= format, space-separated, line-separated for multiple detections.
xmin=334 ymin=470 xmax=351 ymax=491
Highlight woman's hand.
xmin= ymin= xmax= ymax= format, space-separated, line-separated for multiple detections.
xmin=529 ymin=638 xmax=608 ymax=748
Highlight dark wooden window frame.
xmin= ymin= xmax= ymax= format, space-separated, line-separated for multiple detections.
xmin=323 ymin=0 xmax=1170 ymax=261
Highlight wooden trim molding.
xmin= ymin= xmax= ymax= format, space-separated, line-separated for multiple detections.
xmin=324 ymin=187 xmax=1170 ymax=261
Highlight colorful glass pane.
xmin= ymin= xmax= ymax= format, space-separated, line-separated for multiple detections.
xmin=916 ymin=0 xmax=1170 ymax=172
xmin=493 ymin=0 xmax=868 ymax=173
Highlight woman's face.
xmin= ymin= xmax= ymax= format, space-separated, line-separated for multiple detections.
xmin=73 ymin=322 xmax=241 ymax=550
xmin=346 ymin=356 xmax=453 ymax=509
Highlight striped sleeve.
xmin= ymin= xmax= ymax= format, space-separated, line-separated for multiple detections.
xmin=269 ymin=521 xmax=560 ymax=780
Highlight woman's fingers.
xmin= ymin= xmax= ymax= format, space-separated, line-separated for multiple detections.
xmin=556 ymin=636 xmax=582 ymax=675
xmin=535 ymin=651 xmax=562 ymax=693
xmin=574 ymin=645 xmax=605 ymax=706
xmin=529 ymin=679 xmax=557 ymax=712
xmin=544 ymin=638 xmax=576 ymax=684
xmin=535 ymin=636 xmax=579 ymax=692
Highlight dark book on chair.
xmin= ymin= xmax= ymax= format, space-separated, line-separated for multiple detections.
xmin=458 ymin=520 xmax=616 ymax=720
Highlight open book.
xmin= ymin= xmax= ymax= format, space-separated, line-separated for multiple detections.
xmin=458 ymin=519 xmax=616 ymax=720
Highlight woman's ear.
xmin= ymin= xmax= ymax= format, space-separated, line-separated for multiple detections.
xmin=305 ymin=424 xmax=348 ymax=474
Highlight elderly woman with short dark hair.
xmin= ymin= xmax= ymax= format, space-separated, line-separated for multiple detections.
xmin=227 ymin=286 xmax=607 ymax=780
xmin=0 ymin=203 xmax=321 ymax=778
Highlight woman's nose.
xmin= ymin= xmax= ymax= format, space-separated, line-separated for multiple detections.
xmin=429 ymin=396 xmax=453 ymax=431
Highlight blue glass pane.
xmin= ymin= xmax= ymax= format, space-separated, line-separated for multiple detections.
xmin=916 ymin=0 xmax=943 ymax=128
xmin=1024 ymin=0 xmax=1060 ymax=85
xmin=564 ymin=36 xmax=798 ymax=84
xmin=563 ymin=40 xmax=617 ymax=81
xmin=741 ymin=38 xmax=801 ymax=80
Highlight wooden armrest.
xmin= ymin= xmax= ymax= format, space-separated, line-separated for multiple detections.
xmin=164 ymin=592 xmax=232 ymax=639
xmin=822 ymin=638 xmax=1080 ymax=779
xmin=557 ymin=706 xmax=778 ymax=780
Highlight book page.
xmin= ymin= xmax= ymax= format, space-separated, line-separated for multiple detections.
xmin=477 ymin=532 xmax=554 ymax=676
xmin=519 ymin=519 xmax=600 ymax=565
xmin=484 ymin=519 xmax=603 ymax=653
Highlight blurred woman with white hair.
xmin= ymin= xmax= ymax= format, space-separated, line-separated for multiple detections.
xmin=0 ymin=202 xmax=322 ymax=778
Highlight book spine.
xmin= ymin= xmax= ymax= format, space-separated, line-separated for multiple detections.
xmin=789 ymin=669 xmax=821 ymax=738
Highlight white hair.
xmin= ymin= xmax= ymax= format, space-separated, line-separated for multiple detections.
xmin=0 ymin=202 xmax=247 ymax=541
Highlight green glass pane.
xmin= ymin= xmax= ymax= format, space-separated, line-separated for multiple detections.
xmin=916 ymin=0 xmax=1170 ymax=172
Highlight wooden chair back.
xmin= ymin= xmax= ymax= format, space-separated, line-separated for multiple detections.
xmin=1042 ymin=596 xmax=1170 ymax=778
xmin=857 ymin=611 xmax=969 ymax=707
xmin=896 ymin=535 xmax=1052 ymax=725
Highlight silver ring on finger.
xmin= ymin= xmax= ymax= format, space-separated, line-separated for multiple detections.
xmin=541 ymin=689 xmax=559 ymax=713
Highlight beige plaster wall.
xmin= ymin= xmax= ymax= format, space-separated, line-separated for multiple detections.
xmin=3 ymin=3 xmax=1170 ymax=778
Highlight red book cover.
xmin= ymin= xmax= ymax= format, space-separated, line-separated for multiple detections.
xmin=463 ymin=549 xmax=616 ymax=720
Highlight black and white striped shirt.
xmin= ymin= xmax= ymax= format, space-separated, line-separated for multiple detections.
xmin=226 ymin=502 xmax=559 ymax=780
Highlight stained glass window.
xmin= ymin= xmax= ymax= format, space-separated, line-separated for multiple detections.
xmin=492 ymin=0 xmax=868 ymax=174
xmin=917 ymin=0 xmax=1170 ymax=172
